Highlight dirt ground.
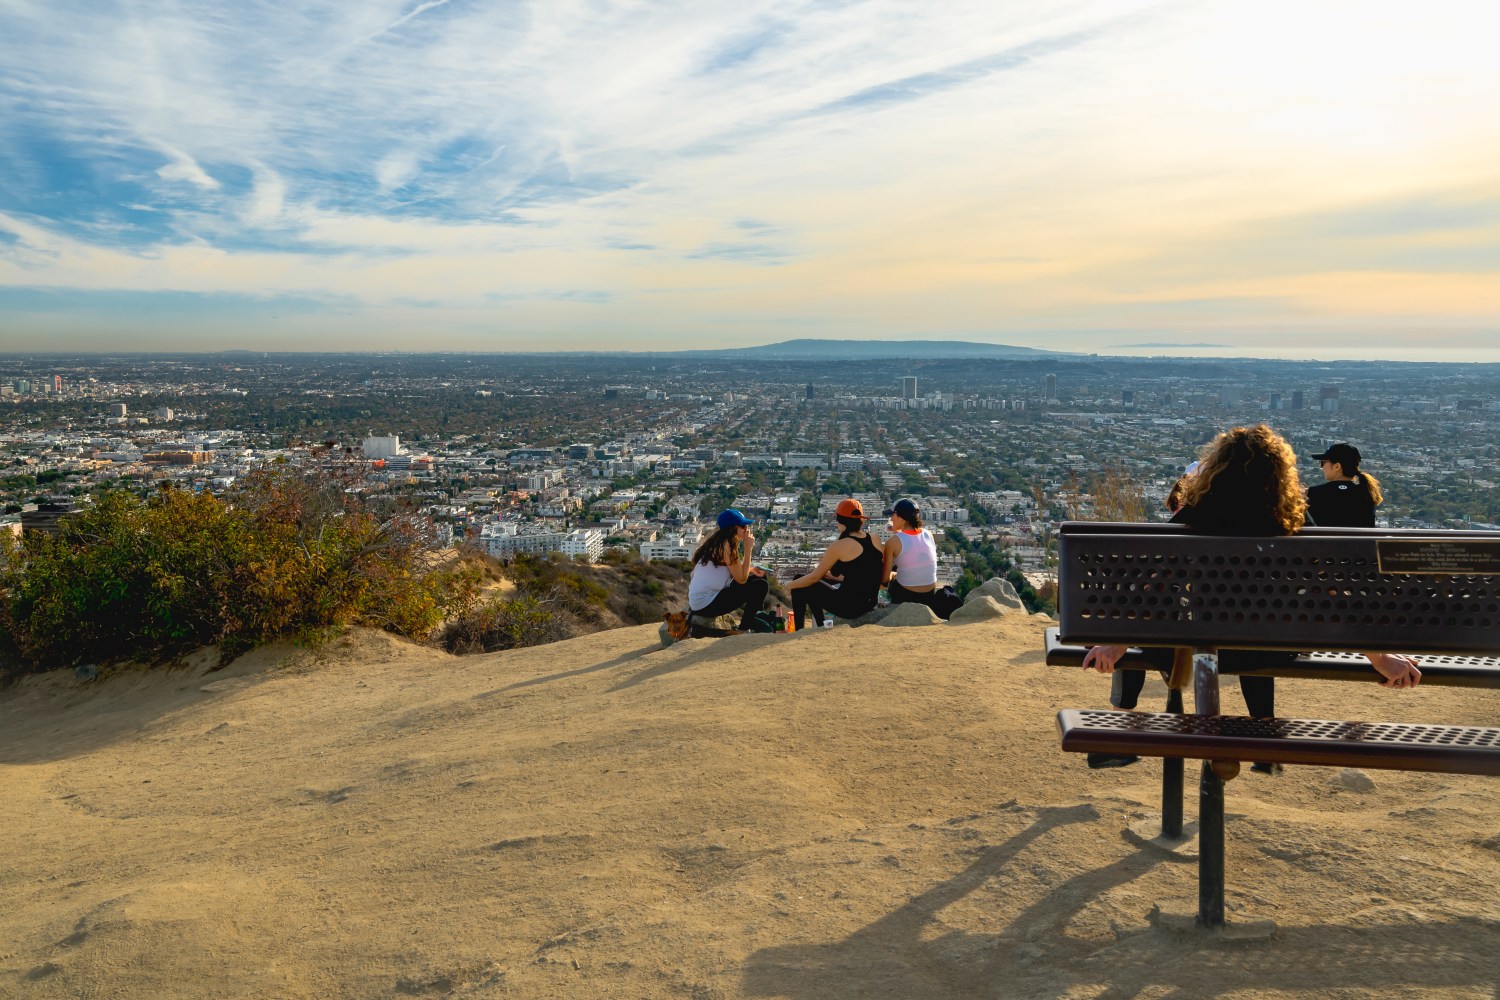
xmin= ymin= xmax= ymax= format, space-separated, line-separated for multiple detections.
xmin=2 ymin=615 xmax=1497 ymax=999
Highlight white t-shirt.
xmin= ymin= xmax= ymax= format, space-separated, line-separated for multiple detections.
xmin=891 ymin=528 xmax=938 ymax=587
xmin=689 ymin=560 xmax=733 ymax=611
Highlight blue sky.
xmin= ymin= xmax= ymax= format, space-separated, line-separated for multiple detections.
xmin=2 ymin=0 xmax=1499 ymax=358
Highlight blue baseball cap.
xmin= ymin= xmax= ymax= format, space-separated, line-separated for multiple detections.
xmin=716 ymin=508 xmax=754 ymax=529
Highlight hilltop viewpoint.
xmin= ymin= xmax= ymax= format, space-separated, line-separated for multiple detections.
xmin=3 ymin=615 xmax=1498 ymax=998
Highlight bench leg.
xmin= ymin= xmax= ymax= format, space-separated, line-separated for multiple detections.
xmin=1161 ymin=686 xmax=1184 ymax=839
xmin=1198 ymin=760 xmax=1226 ymax=928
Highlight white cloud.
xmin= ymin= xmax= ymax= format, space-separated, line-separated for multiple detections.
xmin=1 ymin=0 xmax=1499 ymax=355
xmin=151 ymin=141 xmax=220 ymax=190
xmin=244 ymin=168 xmax=286 ymax=225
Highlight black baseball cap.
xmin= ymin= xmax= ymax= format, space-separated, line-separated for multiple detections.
xmin=1312 ymin=443 xmax=1361 ymax=470
xmin=882 ymin=498 xmax=921 ymax=522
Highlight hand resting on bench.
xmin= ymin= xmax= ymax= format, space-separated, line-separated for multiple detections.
xmin=1081 ymin=644 xmax=1424 ymax=689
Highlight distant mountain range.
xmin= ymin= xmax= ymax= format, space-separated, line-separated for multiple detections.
xmin=666 ymin=339 xmax=1075 ymax=360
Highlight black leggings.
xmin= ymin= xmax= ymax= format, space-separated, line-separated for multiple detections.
xmin=887 ymin=579 xmax=959 ymax=620
xmin=1112 ymin=647 xmax=1278 ymax=718
xmin=791 ymin=581 xmax=875 ymax=629
xmin=887 ymin=579 xmax=938 ymax=607
xmin=691 ymin=576 xmax=769 ymax=631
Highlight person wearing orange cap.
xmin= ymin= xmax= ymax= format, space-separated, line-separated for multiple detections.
xmin=784 ymin=498 xmax=884 ymax=629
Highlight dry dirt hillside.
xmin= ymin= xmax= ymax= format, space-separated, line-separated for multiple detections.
xmin=2 ymin=617 xmax=1498 ymax=999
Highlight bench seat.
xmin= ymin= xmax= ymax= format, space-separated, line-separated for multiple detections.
xmin=1043 ymin=628 xmax=1500 ymax=687
xmin=1058 ymin=709 xmax=1500 ymax=777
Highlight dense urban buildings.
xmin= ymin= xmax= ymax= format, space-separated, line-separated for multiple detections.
xmin=1 ymin=350 xmax=1496 ymax=593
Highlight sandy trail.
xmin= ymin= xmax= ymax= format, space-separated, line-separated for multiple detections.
xmin=2 ymin=617 xmax=1497 ymax=998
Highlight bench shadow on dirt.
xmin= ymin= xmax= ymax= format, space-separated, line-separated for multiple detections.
xmin=742 ymin=803 xmax=1500 ymax=999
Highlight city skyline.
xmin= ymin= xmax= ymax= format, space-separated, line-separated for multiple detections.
xmin=3 ymin=1 xmax=1500 ymax=359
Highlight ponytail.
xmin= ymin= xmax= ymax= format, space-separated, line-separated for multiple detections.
xmin=835 ymin=513 xmax=864 ymax=538
xmin=1358 ymin=470 xmax=1384 ymax=506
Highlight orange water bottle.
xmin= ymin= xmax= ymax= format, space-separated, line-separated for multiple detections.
xmin=785 ymin=609 xmax=796 ymax=632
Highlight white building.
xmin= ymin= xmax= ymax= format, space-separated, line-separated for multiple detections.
xmin=783 ymin=452 xmax=829 ymax=470
xmin=524 ymin=469 xmax=564 ymax=491
xmin=363 ymin=435 xmax=402 ymax=459
xmin=479 ymin=523 xmax=564 ymax=559
xmin=560 ymin=528 xmax=606 ymax=561
xmin=640 ymin=535 xmax=699 ymax=562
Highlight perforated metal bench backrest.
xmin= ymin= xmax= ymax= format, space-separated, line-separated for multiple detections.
xmin=1057 ymin=523 xmax=1500 ymax=654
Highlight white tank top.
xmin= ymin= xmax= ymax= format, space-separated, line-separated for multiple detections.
xmin=892 ymin=529 xmax=938 ymax=587
xmin=688 ymin=560 xmax=733 ymax=611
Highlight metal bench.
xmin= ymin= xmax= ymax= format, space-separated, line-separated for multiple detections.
xmin=1051 ymin=522 xmax=1500 ymax=928
xmin=1045 ymin=629 xmax=1500 ymax=688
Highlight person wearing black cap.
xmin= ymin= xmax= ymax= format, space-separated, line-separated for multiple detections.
xmin=687 ymin=509 xmax=769 ymax=633
xmin=785 ymin=498 xmax=884 ymax=628
xmin=1308 ymin=442 xmax=1382 ymax=528
xmin=881 ymin=498 xmax=959 ymax=617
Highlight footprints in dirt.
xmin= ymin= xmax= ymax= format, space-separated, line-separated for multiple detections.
xmin=394 ymin=961 xmax=505 ymax=995
xmin=290 ymin=785 xmax=358 ymax=806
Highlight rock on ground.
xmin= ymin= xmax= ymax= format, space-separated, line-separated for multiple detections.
xmin=1337 ymin=768 xmax=1376 ymax=792
xmin=841 ymin=605 xmax=895 ymax=627
xmin=878 ymin=603 xmax=941 ymax=627
xmin=965 ymin=577 xmax=1024 ymax=610
xmin=948 ymin=595 xmax=1012 ymax=624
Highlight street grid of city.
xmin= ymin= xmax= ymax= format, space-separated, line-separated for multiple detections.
xmin=2 ymin=350 xmax=1497 ymax=596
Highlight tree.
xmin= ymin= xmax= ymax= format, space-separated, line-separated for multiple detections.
xmin=1089 ymin=462 xmax=1147 ymax=523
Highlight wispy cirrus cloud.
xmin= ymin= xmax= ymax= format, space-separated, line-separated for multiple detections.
xmin=1 ymin=0 xmax=1499 ymax=357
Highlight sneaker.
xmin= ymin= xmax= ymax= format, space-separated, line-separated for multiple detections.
xmin=1249 ymin=762 xmax=1284 ymax=775
xmin=1087 ymin=752 xmax=1140 ymax=770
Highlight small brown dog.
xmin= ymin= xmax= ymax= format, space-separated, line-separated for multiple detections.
xmin=663 ymin=611 xmax=691 ymax=641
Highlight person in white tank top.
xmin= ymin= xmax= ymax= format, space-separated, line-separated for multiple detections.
xmin=881 ymin=497 xmax=937 ymax=593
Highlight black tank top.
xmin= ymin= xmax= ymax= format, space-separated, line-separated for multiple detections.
xmin=831 ymin=533 xmax=884 ymax=611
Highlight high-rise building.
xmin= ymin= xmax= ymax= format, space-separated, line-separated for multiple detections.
xmin=1121 ymin=389 xmax=1134 ymax=404
xmin=806 ymin=383 xmax=815 ymax=400
xmin=1269 ymin=392 xmax=1282 ymax=410
xmin=52 ymin=375 xmax=62 ymax=393
xmin=901 ymin=376 xmax=918 ymax=400
xmin=1320 ymin=386 xmax=1340 ymax=412
xmin=1291 ymin=390 xmax=1305 ymax=410
xmin=1045 ymin=374 xmax=1057 ymax=401
xmin=109 ymin=403 xmax=127 ymax=417
xmin=362 ymin=435 xmax=402 ymax=459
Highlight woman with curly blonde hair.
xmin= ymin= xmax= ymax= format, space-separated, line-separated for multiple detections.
xmin=1082 ymin=424 xmax=1421 ymax=773
xmin=1175 ymin=423 xmax=1306 ymax=535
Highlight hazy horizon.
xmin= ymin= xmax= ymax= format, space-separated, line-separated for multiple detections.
xmin=4 ymin=338 xmax=1500 ymax=365
xmin=3 ymin=1 xmax=1499 ymax=360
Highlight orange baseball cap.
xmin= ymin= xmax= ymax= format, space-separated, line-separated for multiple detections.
xmin=835 ymin=498 xmax=868 ymax=519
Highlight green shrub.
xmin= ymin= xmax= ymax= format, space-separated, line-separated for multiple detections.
xmin=0 ymin=470 xmax=448 ymax=673
xmin=440 ymin=591 xmax=568 ymax=654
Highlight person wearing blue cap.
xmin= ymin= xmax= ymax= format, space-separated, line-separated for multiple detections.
xmin=686 ymin=509 xmax=769 ymax=633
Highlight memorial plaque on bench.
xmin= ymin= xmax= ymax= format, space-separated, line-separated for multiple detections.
xmin=1377 ymin=539 xmax=1500 ymax=576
